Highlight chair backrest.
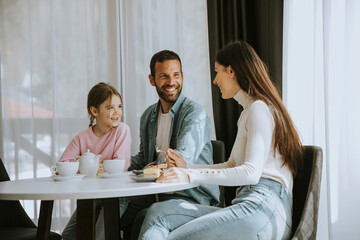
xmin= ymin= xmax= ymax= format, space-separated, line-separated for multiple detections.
xmin=211 ymin=140 xmax=226 ymax=207
xmin=0 ymin=158 xmax=11 ymax=182
xmin=0 ymin=158 xmax=37 ymax=228
xmin=291 ymin=145 xmax=323 ymax=239
xmin=211 ymin=140 xmax=226 ymax=165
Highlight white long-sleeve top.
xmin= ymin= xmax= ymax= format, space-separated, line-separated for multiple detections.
xmin=188 ymin=89 xmax=293 ymax=192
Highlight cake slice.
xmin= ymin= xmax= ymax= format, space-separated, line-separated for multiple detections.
xmin=143 ymin=164 xmax=161 ymax=178
xmin=143 ymin=162 xmax=168 ymax=178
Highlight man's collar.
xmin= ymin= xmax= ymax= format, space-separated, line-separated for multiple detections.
xmin=153 ymin=93 xmax=185 ymax=117
xmin=169 ymin=93 xmax=185 ymax=116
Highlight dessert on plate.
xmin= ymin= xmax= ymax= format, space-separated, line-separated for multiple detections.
xmin=143 ymin=163 xmax=167 ymax=178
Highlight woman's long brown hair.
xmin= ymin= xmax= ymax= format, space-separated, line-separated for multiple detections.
xmin=216 ymin=41 xmax=303 ymax=176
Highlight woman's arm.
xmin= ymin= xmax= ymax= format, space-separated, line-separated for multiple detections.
xmin=166 ymin=148 xmax=236 ymax=169
xmin=188 ymin=103 xmax=273 ymax=186
xmin=159 ymin=102 xmax=274 ymax=187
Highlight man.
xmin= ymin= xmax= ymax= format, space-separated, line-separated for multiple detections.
xmin=122 ymin=50 xmax=220 ymax=239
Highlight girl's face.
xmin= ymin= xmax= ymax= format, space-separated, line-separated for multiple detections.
xmin=91 ymin=94 xmax=122 ymax=130
xmin=213 ymin=62 xmax=241 ymax=99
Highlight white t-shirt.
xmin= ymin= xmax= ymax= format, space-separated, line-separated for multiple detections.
xmin=188 ymin=89 xmax=293 ymax=192
xmin=156 ymin=110 xmax=172 ymax=161
xmin=156 ymin=108 xmax=187 ymax=196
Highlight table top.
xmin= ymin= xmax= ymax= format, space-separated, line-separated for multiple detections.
xmin=0 ymin=172 xmax=199 ymax=201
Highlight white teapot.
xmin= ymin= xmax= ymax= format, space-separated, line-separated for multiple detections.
xmin=75 ymin=149 xmax=101 ymax=177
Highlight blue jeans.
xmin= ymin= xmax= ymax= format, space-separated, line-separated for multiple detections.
xmin=138 ymin=178 xmax=292 ymax=240
xmin=122 ymin=194 xmax=198 ymax=240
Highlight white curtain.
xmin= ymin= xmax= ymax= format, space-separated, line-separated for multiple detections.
xmin=0 ymin=0 xmax=119 ymax=233
xmin=0 ymin=0 xmax=213 ymax=233
xmin=283 ymin=0 xmax=360 ymax=239
xmin=118 ymin=0 xmax=215 ymax=155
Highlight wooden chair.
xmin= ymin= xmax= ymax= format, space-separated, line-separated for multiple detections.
xmin=0 ymin=158 xmax=61 ymax=240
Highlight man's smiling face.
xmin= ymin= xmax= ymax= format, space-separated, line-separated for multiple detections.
xmin=152 ymin=59 xmax=183 ymax=104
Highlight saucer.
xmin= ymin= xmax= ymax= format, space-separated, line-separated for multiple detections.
xmin=98 ymin=172 xmax=127 ymax=178
xmin=130 ymin=174 xmax=158 ymax=182
xmin=51 ymin=174 xmax=85 ymax=181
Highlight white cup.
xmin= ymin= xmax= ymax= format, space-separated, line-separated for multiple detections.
xmin=50 ymin=162 xmax=79 ymax=177
xmin=103 ymin=159 xmax=126 ymax=174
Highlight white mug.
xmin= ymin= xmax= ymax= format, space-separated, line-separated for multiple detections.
xmin=103 ymin=159 xmax=126 ymax=174
xmin=50 ymin=161 xmax=79 ymax=177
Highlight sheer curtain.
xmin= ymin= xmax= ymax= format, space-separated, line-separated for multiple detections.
xmin=0 ymin=0 xmax=213 ymax=233
xmin=118 ymin=0 xmax=215 ymax=154
xmin=0 ymin=0 xmax=118 ymax=232
xmin=283 ymin=0 xmax=360 ymax=239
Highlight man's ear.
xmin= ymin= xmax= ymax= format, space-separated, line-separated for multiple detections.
xmin=149 ymin=74 xmax=156 ymax=86
xmin=90 ymin=106 xmax=98 ymax=117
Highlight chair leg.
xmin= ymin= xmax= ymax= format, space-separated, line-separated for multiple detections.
xmin=37 ymin=200 xmax=54 ymax=240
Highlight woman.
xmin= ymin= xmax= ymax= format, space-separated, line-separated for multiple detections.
xmin=138 ymin=41 xmax=303 ymax=240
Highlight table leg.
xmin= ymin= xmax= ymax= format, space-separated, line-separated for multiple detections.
xmin=77 ymin=199 xmax=96 ymax=240
xmin=36 ymin=200 xmax=54 ymax=240
xmin=104 ymin=198 xmax=121 ymax=240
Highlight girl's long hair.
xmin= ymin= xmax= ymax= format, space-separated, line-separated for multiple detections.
xmin=216 ymin=41 xmax=303 ymax=176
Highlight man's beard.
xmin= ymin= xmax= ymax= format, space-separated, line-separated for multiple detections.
xmin=155 ymin=83 xmax=182 ymax=103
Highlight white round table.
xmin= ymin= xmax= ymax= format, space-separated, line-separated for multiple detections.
xmin=0 ymin=173 xmax=199 ymax=240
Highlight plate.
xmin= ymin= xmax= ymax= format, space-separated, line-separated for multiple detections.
xmin=51 ymin=174 xmax=85 ymax=181
xmin=98 ymin=172 xmax=127 ymax=178
xmin=130 ymin=174 xmax=158 ymax=182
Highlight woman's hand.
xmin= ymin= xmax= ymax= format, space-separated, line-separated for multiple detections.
xmin=166 ymin=148 xmax=187 ymax=168
xmin=156 ymin=167 xmax=190 ymax=183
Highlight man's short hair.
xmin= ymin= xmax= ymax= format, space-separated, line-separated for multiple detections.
xmin=150 ymin=50 xmax=182 ymax=78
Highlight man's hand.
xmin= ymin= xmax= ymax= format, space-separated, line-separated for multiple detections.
xmin=166 ymin=148 xmax=187 ymax=168
xmin=156 ymin=167 xmax=190 ymax=183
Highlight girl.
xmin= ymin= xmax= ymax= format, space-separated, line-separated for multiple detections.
xmin=138 ymin=41 xmax=303 ymax=240
xmin=59 ymin=82 xmax=131 ymax=167
xmin=61 ymin=82 xmax=131 ymax=240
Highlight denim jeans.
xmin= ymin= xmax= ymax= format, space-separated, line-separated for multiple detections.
xmin=62 ymin=195 xmax=195 ymax=240
xmin=138 ymin=178 xmax=292 ymax=240
xmin=122 ymin=194 xmax=198 ymax=240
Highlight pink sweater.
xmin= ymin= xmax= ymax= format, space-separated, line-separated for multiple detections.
xmin=59 ymin=122 xmax=132 ymax=170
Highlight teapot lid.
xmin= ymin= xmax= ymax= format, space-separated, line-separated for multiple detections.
xmin=82 ymin=149 xmax=94 ymax=156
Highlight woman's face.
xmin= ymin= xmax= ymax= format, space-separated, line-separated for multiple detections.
xmin=213 ymin=62 xmax=241 ymax=99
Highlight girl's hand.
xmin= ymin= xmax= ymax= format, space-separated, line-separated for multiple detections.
xmin=156 ymin=167 xmax=190 ymax=183
xmin=166 ymin=148 xmax=187 ymax=168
